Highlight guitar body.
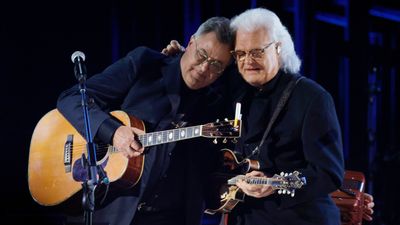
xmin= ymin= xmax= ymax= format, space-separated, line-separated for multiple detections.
xmin=220 ymin=148 xmax=260 ymax=174
xmin=28 ymin=109 xmax=145 ymax=206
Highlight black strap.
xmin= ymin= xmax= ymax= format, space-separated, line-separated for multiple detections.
xmin=246 ymin=75 xmax=304 ymax=159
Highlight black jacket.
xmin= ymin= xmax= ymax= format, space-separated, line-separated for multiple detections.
xmin=227 ymin=70 xmax=344 ymax=225
xmin=57 ymin=47 xmax=222 ymax=225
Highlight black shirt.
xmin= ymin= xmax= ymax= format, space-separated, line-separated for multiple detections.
xmin=228 ymin=71 xmax=343 ymax=225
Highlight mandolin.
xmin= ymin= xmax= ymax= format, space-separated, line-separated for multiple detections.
xmin=205 ymin=171 xmax=306 ymax=215
xmin=204 ymin=149 xmax=306 ymax=215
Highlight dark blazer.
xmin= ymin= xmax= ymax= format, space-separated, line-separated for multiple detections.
xmin=57 ymin=47 xmax=222 ymax=225
xmin=227 ymin=71 xmax=344 ymax=225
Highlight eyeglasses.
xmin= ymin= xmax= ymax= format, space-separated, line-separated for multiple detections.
xmin=230 ymin=42 xmax=276 ymax=62
xmin=193 ymin=38 xmax=224 ymax=74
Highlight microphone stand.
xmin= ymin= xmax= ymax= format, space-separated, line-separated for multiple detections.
xmin=72 ymin=52 xmax=106 ymax=225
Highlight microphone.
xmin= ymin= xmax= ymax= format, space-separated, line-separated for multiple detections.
xmin=71 ymin=51 xmax=87 ymax=81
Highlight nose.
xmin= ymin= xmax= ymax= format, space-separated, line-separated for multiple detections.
xmin=243 ymin=54 xmax=255 ymax=64
xmin=198 ymin=61 xmax=210 ymax=73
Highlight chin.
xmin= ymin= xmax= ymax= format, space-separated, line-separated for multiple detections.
xmin=187 ymin=85 xmax=198 ymax=90
xmin=243 ymin=77 xmax=259 ymax=87
xmin=186 ymin=81 xmax=200 ymax=90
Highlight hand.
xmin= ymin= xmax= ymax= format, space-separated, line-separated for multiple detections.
xmin=236 ymin=171 xmax=275 ymax=198
xmin=113 ymin=126 xmax=144 ymax=158
xmin=161 ymin=40 xmax=185 ymax=56
xmin=362 ymin=192 xmax=374 ymax=221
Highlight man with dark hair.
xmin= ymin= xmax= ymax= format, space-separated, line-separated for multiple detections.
xmin=57 ymin=17 xmax=233 ymax=225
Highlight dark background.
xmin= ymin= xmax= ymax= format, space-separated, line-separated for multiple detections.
xmin=1 ymin=0 xmax=399 ymax=224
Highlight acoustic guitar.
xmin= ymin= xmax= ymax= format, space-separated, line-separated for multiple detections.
xmin=28 ymin=109 xmax=241 ymax=206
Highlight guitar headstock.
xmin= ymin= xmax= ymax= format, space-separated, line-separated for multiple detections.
xmin=272 ymin=171 xmax=306 ymax=197
xmin=201 ymin=119 xmax=241 ymax=140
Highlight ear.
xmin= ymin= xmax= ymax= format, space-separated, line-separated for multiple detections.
xmin=276 ymin=44 xmax=281 ymax=54
xmin=187 ymin=35 xmax=195 ymax=48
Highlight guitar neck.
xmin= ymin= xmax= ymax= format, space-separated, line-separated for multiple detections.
xmin=107 ymin=118 xmax=239 ymax=152
xmin=138 ymin=125 xmax=202 ymax=147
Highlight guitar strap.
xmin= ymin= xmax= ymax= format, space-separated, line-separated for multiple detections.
xmin=246 ymin=74 xmax=304 ymax=159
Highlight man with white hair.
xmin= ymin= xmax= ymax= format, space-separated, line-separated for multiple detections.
xmin=162 ymin=6 xmax=378 ymax=225
xmin=226 ymin=7 xmax=344 ymax=225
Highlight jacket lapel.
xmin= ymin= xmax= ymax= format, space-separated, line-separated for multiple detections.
xmin=161 ymin=56 xmax=182 ymax=117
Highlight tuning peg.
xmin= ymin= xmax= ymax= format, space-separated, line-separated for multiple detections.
xmin=213 ymin=138 xmax=218 ymax=144
xmin=223 ymin=138 xmax=227 ymax=143
xmin=282 ymin=190 xmax=286 ymax=194
xmin=231 ymin=138 xmax=237 ymax=144
xmin=287 ymin=190 xmax=291 ymax=195
xmin=215 ymin=119 xmax=220 ymax=123
xmin=278 ymin=190 xmax=282 ymax=194
xmin=291 ymin=191 xmax=295 ymax=197
xmin=280 ymin=172 xmax=284 ymax=176
xmin=285 ymin=173 xmax=288 ymax=176
xmin=224 ymin=118 xmax=228 ymax=122
xmin=221 ymin=192 xmax=227 ymax=198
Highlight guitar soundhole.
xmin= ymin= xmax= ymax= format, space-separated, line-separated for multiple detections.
xmin=71 ymin=145 xmax=109 ymax=182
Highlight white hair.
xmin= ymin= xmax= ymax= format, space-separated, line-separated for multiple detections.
xmin=230 ymin=8 xmax=301 ymax=74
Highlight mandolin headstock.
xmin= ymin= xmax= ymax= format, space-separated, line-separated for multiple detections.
xmin=272 ymin=171 xmax=307 ymax=197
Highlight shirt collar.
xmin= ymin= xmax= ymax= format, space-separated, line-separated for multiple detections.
xmin=251 ymin=70 xmax=283 ymax=95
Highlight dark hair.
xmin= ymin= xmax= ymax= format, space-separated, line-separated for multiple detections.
xmin=194 ymin=17 xmax=233 ymax=48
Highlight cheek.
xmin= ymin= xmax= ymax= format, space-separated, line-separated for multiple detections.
xmin=238 ymin=63 xmax=246 ymax=74
xmin=184 ymin=61 xmax=193 ymax=72
xmin=183 ymin=56 xmax=196 ymax=72
xmin=265 ymin=55 xmax=279 ymax=69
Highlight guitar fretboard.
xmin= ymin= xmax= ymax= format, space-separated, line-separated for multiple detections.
xmin=138 ymin=125 xmax=202 ymax=147
xmin=108 ymin=125 xmax=203 ymax=153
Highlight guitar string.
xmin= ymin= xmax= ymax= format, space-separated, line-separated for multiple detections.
xmin=63 ymin=122 xmax=239 ymax=161
xmin=67 ymin=126 xmax=234 ymax=156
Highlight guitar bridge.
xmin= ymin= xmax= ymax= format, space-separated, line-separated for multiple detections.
xmin=64 ymin=135 xmax=73 ymax=173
